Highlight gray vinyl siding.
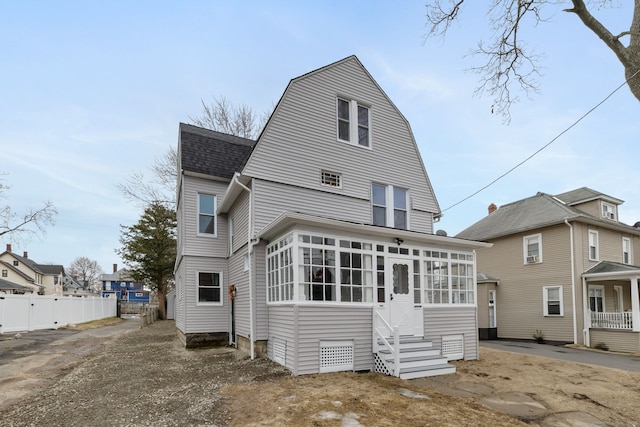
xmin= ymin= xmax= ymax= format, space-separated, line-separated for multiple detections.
xmin=266 ymin=304 xmax=373 ymax=375
xmin=233 ymin=250 xmax=250 ymax=339
xmin=242 ymin=57 xmax=439 ymax=222
xmin=254 ymin=241 xmax=269 ymax=340
xmin=252 ymin=179 xmax=434 ymax=235
xmin=267 ymin=305 xmax=296 ymax=371
xmin=174 ymin=257 xmax=186 ymax=332
xmin=476 ymin=224 xmax=575 ymax=342
xmin=252 ymin=179 xmax=370 ymax=233
xmin=182 ymin=256 xmax=229 ymax=334
xmin=424 ymin=306 xmax=479 ymax=360
xmin=589 ymin=330 xmax=640 ymax=353
xmin=182 ymin=176 xmax=229 ymax=258
xmin=229 ymin=190 xmax=250 ymax=254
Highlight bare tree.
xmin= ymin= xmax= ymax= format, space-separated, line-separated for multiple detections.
xmin=189 ymin=95 xmax=271 ymax=140
xmin=119 ymin=96 xmax=270 ymax=209
xmin=424 ymin=1 xmax=640 ymax=120
xmin=117 ymin=146 xmax=178 ymax=209
xmin=68 ymin=256 xmax=104 ymax=292
xmin=0 ymin=174 xmax=57 ymax=243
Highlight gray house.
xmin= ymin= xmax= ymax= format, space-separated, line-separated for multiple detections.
xmin=174 ymin=56 xmax=489 ymax=379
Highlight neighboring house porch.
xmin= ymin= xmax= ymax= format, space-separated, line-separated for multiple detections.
xmin=582 ymin=261 xmax=640 ymax=353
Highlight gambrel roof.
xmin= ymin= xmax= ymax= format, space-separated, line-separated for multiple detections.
xmin=179 ymin=123 xmax=255 ymax=180
xmin=457 ymin=189 xmax=640 ymax=241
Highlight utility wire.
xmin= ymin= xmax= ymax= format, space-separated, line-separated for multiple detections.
xmin=442 ymin=68 xmax=640 ymax=213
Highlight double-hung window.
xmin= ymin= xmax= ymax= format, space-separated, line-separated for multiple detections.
xmin=602 ymin=202 xmax=616 ymax=220
xmin=198 ymin=194 xmax=217 ymax=236
xmin=523 ymin=234 xmax=542 ymax=264
xmin=337 ymin=98 xmax=370 ymax=147
xmin=198 ymin=272 xmax=222 ymax=304
xmin=372 ymin=183 xmax=408 ymax=230
xmin=543 ymin=286 xmax=563 ymax=316
xmin=623 ymin=237 xmax=631 ymax=265
xmin=589 ymin=286 xmax=605 ymax=312
xmin=588 ymin=230 xmax=599 ymax=261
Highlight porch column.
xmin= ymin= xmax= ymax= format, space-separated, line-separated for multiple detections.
xmin=582 ymin=277 xmax=590 ymax=347
xmin=631 ymin=277 xmax=640 ymax=332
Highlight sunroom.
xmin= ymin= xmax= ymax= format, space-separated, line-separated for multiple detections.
xmin=582 ymin=261 xmax=640 ymax=353
xmin=258 ymin=212 xmax=491 ymax=376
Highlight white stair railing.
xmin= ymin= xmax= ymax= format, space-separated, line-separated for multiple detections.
xmin=373 ymin=308 xmax=400 ymax=377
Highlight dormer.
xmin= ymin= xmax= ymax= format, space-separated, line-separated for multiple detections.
xmin=554 ymin=187 xmax=623 ymax=223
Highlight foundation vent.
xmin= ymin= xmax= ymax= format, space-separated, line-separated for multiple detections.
xmin=441 ymin=334 xmax=464 ymax=360
xmin=319 ymin=340 xmax=354 ymax=373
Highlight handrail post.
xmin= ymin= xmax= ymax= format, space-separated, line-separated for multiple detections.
xmin=393 ymin=325 xmax=400 ymax=377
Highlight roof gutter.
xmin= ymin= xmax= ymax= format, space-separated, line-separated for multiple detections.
xmin=231 ymin=173 xmax=257 ymax=360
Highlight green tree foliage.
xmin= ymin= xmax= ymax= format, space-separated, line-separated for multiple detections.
xmin=117 ymin=203 xmax=176 ymax=319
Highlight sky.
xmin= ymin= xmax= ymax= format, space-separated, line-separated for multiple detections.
xmin=1 ymin=1 xmax=638 ymax=272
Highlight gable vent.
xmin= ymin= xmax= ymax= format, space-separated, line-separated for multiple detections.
xmin=321 ymin=170 xmax=342 ymax=188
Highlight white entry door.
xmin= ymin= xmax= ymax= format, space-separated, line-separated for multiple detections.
xmin=388 ymin=258 xmax=415 ymax=335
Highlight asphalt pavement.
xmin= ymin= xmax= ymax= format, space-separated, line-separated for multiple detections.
xmin=480 ymin=339 xmax=640 ymax=372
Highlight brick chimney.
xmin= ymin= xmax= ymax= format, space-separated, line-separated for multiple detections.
xmin=23 ymin=251 xmax=28 ymax=258
xmin=113 ymin=264 xmax=118 ymax=273
xmin=6 ymin=243 xmax=11 ymax=253
xmin=488 ymin=203 xmax=497 ymax=214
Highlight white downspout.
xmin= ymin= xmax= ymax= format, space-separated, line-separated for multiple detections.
xmin=565 ymin=220 xmax=578 ymax=344
xmin=233 ymin=174 xmax=257 ymax=360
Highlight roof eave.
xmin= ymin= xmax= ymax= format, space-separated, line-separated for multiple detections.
xmin=258 ymin=212 xmax=492 ymax=250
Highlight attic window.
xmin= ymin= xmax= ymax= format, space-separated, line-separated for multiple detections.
xmin=321 ymin=170 xmax=342 ymax=188
xmin=602 ymin=202 xmax=616 ymax=220
xmin=13 ymin=260 xmax=18 ymax=266
xmin=337 ymin=98 xmax=370 ymax=148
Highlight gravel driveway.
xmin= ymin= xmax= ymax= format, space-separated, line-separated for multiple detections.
xmin=0 ymin=319 xmax=289 ymax=426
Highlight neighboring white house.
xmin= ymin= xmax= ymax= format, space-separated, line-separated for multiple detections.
xmin=174 ymin=56 xmax=490 ymax=379
xmin=0 ymin=244 xmax=64 ymax=295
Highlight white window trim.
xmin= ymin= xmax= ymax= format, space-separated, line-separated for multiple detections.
xmin=622 ymin=237 xmax=631 ymax=265
xmin=588 ymin=285 xmax=606 ymax=312
xmin=196 ymin=271 xmax=223 ymax=306
xmin=336 ymin=97 xmax=372 ymax=149
xmin=601 ymin=201 xmax=616 ymax=220
xmin=543 ymin=285 xmax=563 ymax=316
xmin=197 ymin=193 xmax=218 ymax=238
xmin=588 ymin=229 xmax=599 ymax=261
xmin=523 ymin=233 xmax=542 ymax=264
xmin=371 ymin=183 xmax=409 ymax=230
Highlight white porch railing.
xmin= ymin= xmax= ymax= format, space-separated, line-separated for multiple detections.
xmin=590 ymin=311 xmax=633 ymax=330
xmin=372 ymin=308 xmax=400 ymax=377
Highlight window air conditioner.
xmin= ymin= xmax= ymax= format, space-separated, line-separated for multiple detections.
xmin=526 ymin=255 xmax=539 ymax=263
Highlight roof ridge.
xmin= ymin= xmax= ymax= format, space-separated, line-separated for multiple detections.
xmin=179 ymin=123 xmax=256 ymax=147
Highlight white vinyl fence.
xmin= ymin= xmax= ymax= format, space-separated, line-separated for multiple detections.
xmin=0 ymin=294 xmax=117 ymax=334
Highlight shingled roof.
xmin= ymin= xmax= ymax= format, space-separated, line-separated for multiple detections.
xmin=456 ymin=189 xmax=639 ymax=242
xmin=179 ymin=123 xmax=256 ymax=179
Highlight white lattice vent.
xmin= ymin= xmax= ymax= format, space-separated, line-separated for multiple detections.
xmin=373 ymin=354 xmax=392 ymax=376
xmin=441 ymin=334 xmax=464 ymax=360
xmin=319 ymin=340 xmax=354 ymax=373
xmin=273 ymin=338 xmax=287 ymax=366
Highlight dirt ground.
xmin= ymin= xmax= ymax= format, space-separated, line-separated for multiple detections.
xmin=1 ymin=319 xmax=639 ymax=426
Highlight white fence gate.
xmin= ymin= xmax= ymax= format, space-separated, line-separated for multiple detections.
xmin=0 ymin=294 xmax=117 ymax=334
